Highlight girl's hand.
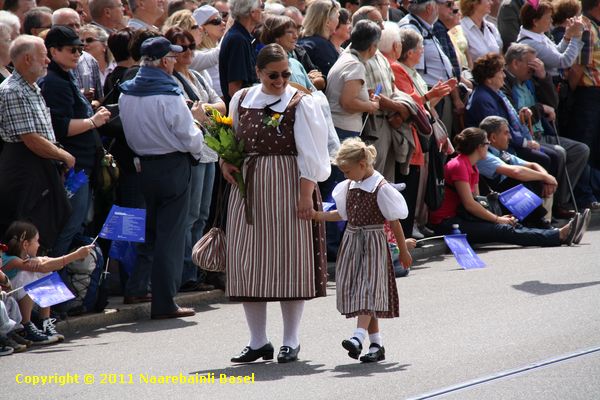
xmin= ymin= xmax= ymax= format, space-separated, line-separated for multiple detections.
xmin=496 ymin=215 xmax=516 ymax=226
xmin=24 ymin=257 xmax=42 ymax=271
xmin=91 ymin=106 xmax=111 ymax=128
xmin=399 ymin=251 xmax=413 ymax=268
xmin=76 ymin=245 xmax=94 ymax=260
xmin=297 ymin=195 xmax=314 ymax=220
xmin=220 ymin=161 xmax=240 ymax=186
xmin=405 ymin=238 xmax=417 ymax=250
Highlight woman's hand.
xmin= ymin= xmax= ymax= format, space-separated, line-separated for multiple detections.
xmin=399 ymin=250 xmax=413 ymax=268
xmin=191 ymin=101 xmax=209 ymax=123
xmin=368 ymin=93 xmax=380 ymax=114
xmin=405 ymin=238 xmax=417 ymax=250
xmin=91 ymin=106 xmax=111 ymax=128
xmin=220 ymin=160 xmax=240 ymax=186
xmin=496 ymin=215 xmax=517 ymax=226
xmin=297 ymin=194 xmax=314 ymax=220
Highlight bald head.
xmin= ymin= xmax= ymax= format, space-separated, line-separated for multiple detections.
xmin=52 ymin=7 xmax=82 ymax=32
xmin=10 ymin=34 xmax=43 ymax=63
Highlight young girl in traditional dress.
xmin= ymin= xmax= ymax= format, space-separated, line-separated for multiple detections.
xmin=311 ymin=138 xmax=415 ymax=362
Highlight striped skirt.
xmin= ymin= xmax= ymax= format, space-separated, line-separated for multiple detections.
xmin=226 ymin=155 xmax=327 ymax=301
xmin=336 ymin=224 xmax=399 ymax=318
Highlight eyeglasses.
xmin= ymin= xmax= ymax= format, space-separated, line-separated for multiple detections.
xmin=445 ymin=1 xmax=453 ymax=7
xmin=265 ymin=70 xmax=292 ymax=80
xmin=179 ymin=43 xmax=196 ymax=51
xmin=451 ymin=8 xmax=459 ymax=14
xmin=63 ymin=46 xmax=84 ymax=54
xmin=83 ymin=37 xmax=99 ymax=44
xmin=220 ymin=11 xmax=229 ymax=18
xmin=205 ymin=17 xmax=223 ymax=26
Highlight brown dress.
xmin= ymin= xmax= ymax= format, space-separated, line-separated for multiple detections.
xmin=335 ymin=180 xmax=399 ymax=318
xmin=226 ymin=88 xmax=327 ymax=301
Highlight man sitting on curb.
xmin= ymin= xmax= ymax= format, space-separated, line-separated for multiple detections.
xmin=478 ymin=116 xmax=591 ymax=241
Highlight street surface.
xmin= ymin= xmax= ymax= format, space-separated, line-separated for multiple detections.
xmin=3 ymin=220 xmax=600 ymax=399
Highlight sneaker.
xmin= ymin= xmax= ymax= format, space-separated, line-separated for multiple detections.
xmin=23 ymin=322 xmax=59 ymax=345
xmin=8 ymin=331 xmax=32 ymax=347
xmin=42 ymin=318 xmax=65 ymax=342
xmin=3 ymin=337 xmax=26 ymax=353
xmin=574 ymin=208 xmax=591 ymax=245
xmin=411 ymin=225 xmax=424 ymax=239
xmin=0 ymin=342 xmax=14 ymax=356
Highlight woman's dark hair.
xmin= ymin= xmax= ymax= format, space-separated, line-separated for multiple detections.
xmin=552 ymin=0 xmax=581 ymax=25
xmin=129 ymin=29 xmax=161 ymax=61
xmin=338 ymin=8 xmax=351 ymax=27
xmin=472 ymin=52 xmax=505 ymax=85
xmin=520 ymin=0 xmax=553 ymax=30
xmin=453 ymin=127 xmax=488 ymax=155
xmin=256 ymin=43 xmax=288 ymax=69
xmin=108 ymin=28 xmax=134 ymax=63
xmin=4 ymin=221 xmax=38 ymax=257
xmin=164 ymin=26 xmax=195 ymax=47
xmin=260 ymin=15 xmax=297 ymax=45
xmin=349 ymin=19 xmax=381 ymax=52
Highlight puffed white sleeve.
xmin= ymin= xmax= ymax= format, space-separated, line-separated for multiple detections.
xmin=377 ymin=183 xmax=409 ymax=221
xmin=331 ymin=180 xmax=351 ymax=220
xmin=228 ymin=89 xmax=244 ymax=130
xmin=293 ymin=94 xmax=331 ymax=183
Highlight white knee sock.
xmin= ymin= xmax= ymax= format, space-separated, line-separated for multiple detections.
xmin=242 ymin=302 xmax=269 ymax=349
xmin=280 ymin=300 xmax=304 ymax=348
xmin=369 ymin=332 xmax=382 ymax=350
xmin=351 ymin=328 xmax=368 ymax=347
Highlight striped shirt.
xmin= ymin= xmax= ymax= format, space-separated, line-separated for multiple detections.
xmin=578 ymin=15 xmax=600 ymax=87
xmin=0 ymin=71 xmax=56 ymax=143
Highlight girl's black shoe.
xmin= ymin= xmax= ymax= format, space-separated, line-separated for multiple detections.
xmin=277 ymin=345 xmax=300 ymax=363
xmin=230 ymin=342 xmax=274 ymax=363
xmin=359 ymin=343 xmax=385 ymax=363
xmin=341 ymin=337 xmax=362 ymax=359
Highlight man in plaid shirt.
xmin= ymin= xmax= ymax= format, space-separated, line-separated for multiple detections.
xmin=0 ymin=35 xmax=74 ymax=251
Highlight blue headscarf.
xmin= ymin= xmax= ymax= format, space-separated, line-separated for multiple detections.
xmin=120 ymin=66 xmax=183 ymax=97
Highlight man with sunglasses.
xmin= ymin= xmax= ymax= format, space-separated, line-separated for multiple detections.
xmin=0 ymin=35 xmax=74 ymax=251
xmin=119 ymin=37 xmax=207 ymax=320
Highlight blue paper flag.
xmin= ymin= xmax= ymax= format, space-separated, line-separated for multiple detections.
xmin=24 ymin=272 xmax=75 ymax=308
xmin=499 ymin=184 xmax=542 ymax=221
xmin=444 ymin=234 xmax=485 ymax=270
xmin=108 ymin=241 xmax=137 ymax=275
xmin=64 ymin=169 xmax=89 ymax=199
xmin=99 ymin=205 xmax=146 ymax=242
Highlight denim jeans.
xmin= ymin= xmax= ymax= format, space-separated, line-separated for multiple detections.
xmin=182 ymin=162 xmax=216 ymax=284
xmin=50 ymin=180 xmax=91 ymax=257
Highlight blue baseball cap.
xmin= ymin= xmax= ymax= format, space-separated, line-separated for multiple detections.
xmin=140 ymin=37 xmax=183 ymax=60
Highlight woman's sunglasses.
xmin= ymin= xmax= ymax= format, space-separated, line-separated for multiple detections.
xmin=205 ymin=16 xmax=223 ymax=26
xmin=83 ymin=37 xmax=99 ymax=43
xmin=64 ymin=46 xmax=84 ymax=54
xmin=179 ymin=43 xmax=196 ymax=51
xmin=266 ymin=70 xmax=292 ymax=80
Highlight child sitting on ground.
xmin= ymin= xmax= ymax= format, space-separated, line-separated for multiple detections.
xmin=2 ymin=221 xmax=93 ymax=345
xmin=311 ymin=138 xmax=416 ymax=362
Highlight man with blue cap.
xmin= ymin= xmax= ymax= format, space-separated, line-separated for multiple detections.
xmin=119 ymin=36 xmax=207 ymax=320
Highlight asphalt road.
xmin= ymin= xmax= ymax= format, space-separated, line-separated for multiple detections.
xmin=3 ymin=219 xmax=600 ymax=399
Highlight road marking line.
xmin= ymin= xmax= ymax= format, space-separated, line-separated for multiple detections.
xmin=406 ymin=345 xmax=600 ymax=400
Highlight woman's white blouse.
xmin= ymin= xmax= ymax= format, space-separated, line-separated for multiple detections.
xmin=461 ymin=16 xmax=503 ymax=61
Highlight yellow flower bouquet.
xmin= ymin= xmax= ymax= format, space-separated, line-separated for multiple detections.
xmin=203 ymin=108 xmax=246 ymax=198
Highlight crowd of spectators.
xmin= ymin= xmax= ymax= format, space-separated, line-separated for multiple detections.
xmin=0 ymin=0 xmax=596 ymax=356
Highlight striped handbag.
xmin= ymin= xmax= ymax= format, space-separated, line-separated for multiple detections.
xmin=192 ymin=227 xmax=226 ymax=272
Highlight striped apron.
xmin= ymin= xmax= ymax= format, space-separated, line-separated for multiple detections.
xmin=226 ymin=90 xmax=327 ymax=301
xmin=336 ymin=181 xmax=399 ymax=318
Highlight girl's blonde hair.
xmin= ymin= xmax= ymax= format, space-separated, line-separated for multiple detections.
xmin=301 ymin=0 xmax=339 ymax=38
xmin=334 ymin=137 xmax=377 ymax=167
xmin=162 ymin=9 xmax=195 ymax=34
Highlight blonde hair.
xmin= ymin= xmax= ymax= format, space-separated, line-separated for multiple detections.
xmin=301 ymin=0 xmax=339 ymax=38
xmin=334 ymin=137 xmax=377 ymax=167
xmin=162 ymin=9 xmax=195 ymax=33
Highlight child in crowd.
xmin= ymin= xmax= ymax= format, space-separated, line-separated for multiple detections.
xmin=0 ymin=242 xmax=28 ymax=354
xmin=311 ymin=138 xmax=415 ymax=362
xmin=1 ymin=221 xmax=93 ymax=345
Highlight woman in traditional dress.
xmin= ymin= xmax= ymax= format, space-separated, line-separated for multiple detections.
xmin=221 ymin=43 xmax=331 ymax=364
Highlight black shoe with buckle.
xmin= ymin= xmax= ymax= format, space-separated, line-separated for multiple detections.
xmin=341 ymin=337 xmax=363 ymax=359
xmin=359 ymin=343 xmax=385 ymax=363
xmin=277 ymin=345 xmax=300 ymax=363
xmin=230 ymin=342 xmax=274 ymax=363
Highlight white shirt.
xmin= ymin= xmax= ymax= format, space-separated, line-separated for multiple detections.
xmin=332 ymin=171 xmax=409 ymax=221
xmin=229 ymin=85 xmax=331 ymax=183
xmin=461 ymin=16 xmax=503 ymax=61
xmin=191 ymin=46 xmax=222 ymax=96
xmin=119 ymin=89 xmax=204 ymax=160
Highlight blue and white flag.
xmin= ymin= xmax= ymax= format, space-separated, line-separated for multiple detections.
xmin=499 ymin=184 xmax=542 ymax=221
xmin=444 ymin=234 xmax=485 ymax=270
xmin=24 ymin=272 xmax=75 ymax=308
xmin=99 ymin=205 xmax=146 ymax=243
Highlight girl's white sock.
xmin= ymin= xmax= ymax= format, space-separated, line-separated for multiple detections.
xmin=242 ymin=302 xmax=269 ymax=349
xmin=350 ymin=328 xmax=368 ymax=347
xmin=280 ymin=300 xmax=304 ymax=348
xmin=369 ymin=332 xmax=382 ymax=351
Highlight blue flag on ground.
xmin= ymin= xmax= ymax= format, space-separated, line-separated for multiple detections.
xmin=499 ymin=184 xmax=542 ymax=221
xmin=99 ymin=205 xmax=146 ymax=243
xmin=24 ymin=272 xmax=75 ymax=307
xmin=444 ymin=234 xmax=485 ymax=270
